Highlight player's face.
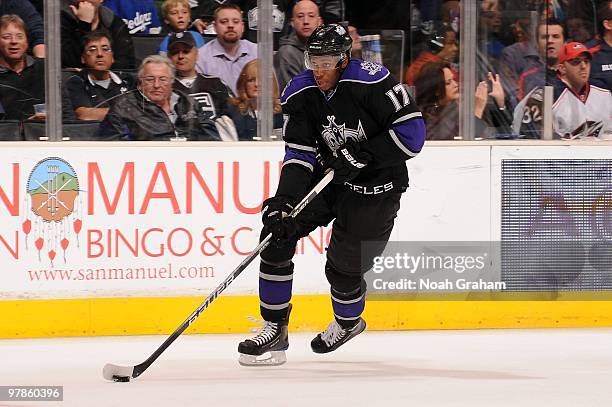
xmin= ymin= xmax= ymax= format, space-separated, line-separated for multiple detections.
xmin=312 ymin=57 xmax=348 ymax=91
xmin=81 ymin=37 xmax=114 ymax=71
xmin=561 ymin=56 xmax=591 ymax=89
xmin=139 ymin=63 xmax=174 ymax=105
xmin=165 ymin=4 xmax=191 ymax=31
xmin=292 ymin=1 xmax=321 ymax=41
xmin=537 ymin=24 xmax=564 ymax=61
xmin=0 ymin=23 xmax=28 ymax=62
xmin=168 ymin=44 xmax=197 ymax=75
xmin=214 ymin=9 xmax=244 ymax=44
xmin=441 ymin=67 xmax=459 ymax=104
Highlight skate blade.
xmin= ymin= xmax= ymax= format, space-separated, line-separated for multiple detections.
xmin=238 ymin=351 xmax=287 ymax=367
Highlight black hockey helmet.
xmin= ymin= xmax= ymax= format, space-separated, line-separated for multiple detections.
xmin=305 ymin=23 xmax=352 ymax=56
xmin=304 ymin=24 xmax=352 ymax=70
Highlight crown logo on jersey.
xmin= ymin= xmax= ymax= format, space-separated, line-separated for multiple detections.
xmin=321 ymin=115 xmax=366 ymax=152
xmin=360 ymin=61 xmax=382 ymax=76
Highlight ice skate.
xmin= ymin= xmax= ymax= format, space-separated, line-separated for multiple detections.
xmin=311 ymin=318 xmax=366 ymax=354
xmin=238 ymin=305 xmax=291 ymax=366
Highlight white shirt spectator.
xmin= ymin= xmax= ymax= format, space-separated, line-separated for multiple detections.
xmin=552 ymin=83 xmax=612 ymax=139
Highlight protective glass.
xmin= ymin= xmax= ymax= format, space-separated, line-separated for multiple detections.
xmin=304 ymin=52 xmax=346 ymax=70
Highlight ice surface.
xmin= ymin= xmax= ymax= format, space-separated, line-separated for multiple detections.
xmin=1 ymin=329 xmax=611 ymax=406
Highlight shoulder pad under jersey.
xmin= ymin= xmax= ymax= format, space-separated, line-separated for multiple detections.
xmin=340 ymin=59 xmax=390 ymax=84
xmin=281 ymin=71 xmax=318 ymax=105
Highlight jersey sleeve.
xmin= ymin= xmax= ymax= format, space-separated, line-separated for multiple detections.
xmin=360 ymin=73 xmax=426 ymax=168
xmin=275 ymin=84 xmax=317 ymax=202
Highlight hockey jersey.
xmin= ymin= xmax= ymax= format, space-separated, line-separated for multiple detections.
xmin=173 ymin=74 xmax=236 ymax=121
xmin=552 ymin=82 xmax=612 ymax=139
xmin=278 ymin=58 xmax=426 ymax=200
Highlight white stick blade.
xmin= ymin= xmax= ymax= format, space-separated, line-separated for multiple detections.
xmin=103 ymin=363 xmax=135 ymax=381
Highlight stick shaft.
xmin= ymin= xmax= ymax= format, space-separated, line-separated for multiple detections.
xmin=131 ymin=170 xmax=334 ymax=378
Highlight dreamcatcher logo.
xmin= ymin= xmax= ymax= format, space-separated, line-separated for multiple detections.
xmin=22 ymin=157 xmax=83 ymax=266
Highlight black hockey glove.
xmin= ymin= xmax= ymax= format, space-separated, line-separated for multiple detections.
xmin=262 ymin=196 xmax=299 ymax=245
xmin=327 ymin=140 xmax=372 ymax=184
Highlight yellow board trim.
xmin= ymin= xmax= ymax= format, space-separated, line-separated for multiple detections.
xmin=2 ymin=295 xmax=612 ymax=338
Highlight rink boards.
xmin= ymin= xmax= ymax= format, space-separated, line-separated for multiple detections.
xmin=1 ymin=141 xmax=612 ymax=337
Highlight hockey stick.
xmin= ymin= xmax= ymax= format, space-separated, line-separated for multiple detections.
xmin=103 ymin=170 xmax=335 ymax=382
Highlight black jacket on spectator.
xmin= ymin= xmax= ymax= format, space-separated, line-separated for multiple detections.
xmin=587 ymin=37 xmax=612 ymax=92
xmin=26 ymin=0 xmax=44 ymax=17
xmin=173 ymin=74 xmax=237 ymax=121
xmin=0 ymin=56 xmax=44 ymax=121
xmin=0 ymin=0 xmax=44 ymax=48
xmin=98 ymin=89 xmax=220 ymax=141
xmin=64 ymin=69 xmax=135 ymax=112
xmin=60 ymin=2 xmax=135 ymax=69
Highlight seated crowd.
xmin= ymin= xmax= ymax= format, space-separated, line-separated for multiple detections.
xmin=0 ymin=0 xmax=610 ymax=141
xmin=410 ymin=0 xmax=612 ymax=140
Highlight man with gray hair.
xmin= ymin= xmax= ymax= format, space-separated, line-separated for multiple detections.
xmin=98 ymin=54 xmax=220 ymax=140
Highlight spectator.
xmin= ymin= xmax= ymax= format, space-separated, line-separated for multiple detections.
xmin=0 ymin=0 xmax=44 ymax=58
xmin=27 ymin=0 xmax=44 ymax=18
xmin=500 ymin=17 xmax=539 ymax=106
xmin=277 ymin=0 xmax=322 ymax=90
xmin=61 ymin=0 xmax=135 ymax=69
xmin=348 ymin=25 xmax=362 ymax=59
xmin=404 ymin=24 xmax=458 ymax=86
xmin=168 ymin=31 xmax=239 ymax=141
xmin=196 ymin=4 xmax=257 ymax=95
xmin=478 ymin=0 xmax=505 ymax=62
xmin=98 ymin=54 xmax=220 ymax=140
xmin=517 ymin=18 xmax=565 ymax=100
xmin=0 ymin=14 xmax=44 ymax=121
xmin=567 ymin=16 xmax=594 ymax=43
xmin=189 ymin=0 xmax=233 ymax=35
xmin=228 ymin=59 xmax=283 ymax=140
xmin=587 ymin=1 xmax=612 ymax=91
xmin=235 ymin=0 xmax=344 ymax=49
xmin=553 ymin=41 xmax=612 ymax=139
xmin=63 ymin=31 xmax=135 ymax=121
xmin=414 ymin=62 xmax=508 ymax=140
xmin=158 ymin=0 xmax=207 ymax=55
xmin=104 ymin=0 xmax=162 ymax=35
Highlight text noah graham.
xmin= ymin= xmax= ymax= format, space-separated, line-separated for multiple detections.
xmin=372 ymin=278 xmax=506 ymax=291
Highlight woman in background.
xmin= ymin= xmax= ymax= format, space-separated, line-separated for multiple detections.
xmin=229 ymin=59 xmax=284 ymax=141
xmin=414 ymin=61 xmax=508 ymax=140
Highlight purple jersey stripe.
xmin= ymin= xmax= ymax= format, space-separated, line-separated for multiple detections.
xmin=283 ymin=147 xmax=317 ymax=166
xmin=393 ymin=118 xmax=426 ymax=153
xmin=260 ymin=279 xmax=293 ymax=305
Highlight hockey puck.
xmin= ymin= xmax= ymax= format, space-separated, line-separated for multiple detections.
xmin=113 ymin=375 xmax=131 ymax=382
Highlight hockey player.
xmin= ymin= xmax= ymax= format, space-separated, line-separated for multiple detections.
xmin=238 ymin=23 xmax=426 ymax=366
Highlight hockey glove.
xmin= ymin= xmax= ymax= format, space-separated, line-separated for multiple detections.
xmin=262 ymin=196 xmax=299 ymax=245
xmin=327 ymin=140 xmax=372 ymax=184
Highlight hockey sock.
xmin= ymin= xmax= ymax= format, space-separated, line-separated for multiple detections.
xmin=331 ymin=286 xmax=365 ymax=329
xmin=259 ymin=258 xmax=294 ymax=322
